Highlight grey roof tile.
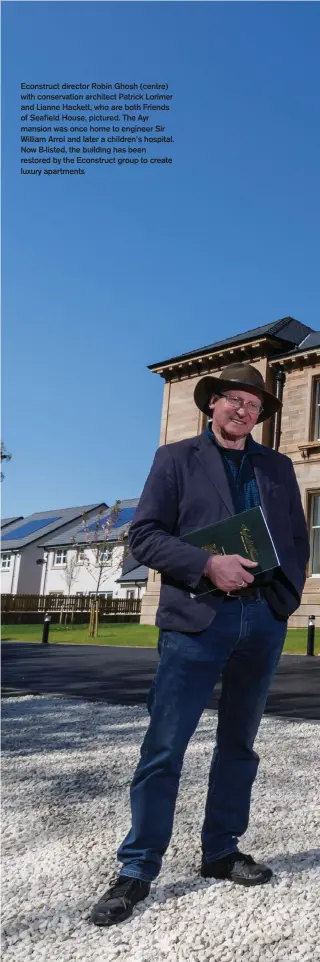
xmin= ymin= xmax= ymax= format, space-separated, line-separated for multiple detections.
xmin=1 ymin=504 xmax=107 ymax=551
xmin=269 ymin=329 xmax=320 ymax=360
xmin=42 ymin=499 xmax=139 ymax=549
xmin=297 ymin=331 xmax=320 ymax=350
xmin=1 ymin=516 xmax=24 ymax=529
xmin=148 ymin=317 xmax=313 ymax=369
xmin=116 ymin=564 xmax=148 ymax=583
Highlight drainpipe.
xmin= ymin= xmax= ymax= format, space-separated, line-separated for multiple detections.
xmin=11 ymin=553 xmax=18 ymax=593
xmin=273 ymin=370 xmax=286 ymax=451
xmin=42 ymin=552 xmax=49 ymax=596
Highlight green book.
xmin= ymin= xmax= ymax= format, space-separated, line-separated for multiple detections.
xmin=181 ymin=506 xmax=280 ymax=596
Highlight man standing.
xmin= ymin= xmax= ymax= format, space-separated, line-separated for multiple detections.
xmin=91 ymin=362 xmax=309 ymax=927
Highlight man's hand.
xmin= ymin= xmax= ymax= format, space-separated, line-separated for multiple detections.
xmin=203 ymin=554 xmax=258 ymax=593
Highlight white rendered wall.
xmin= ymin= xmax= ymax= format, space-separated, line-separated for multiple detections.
xmin=1 ymin=506 xmax=107 ymax=596
xmin=1 ymin=553 xmax=21 ymax=594
xmin=43 ymin=544 xmax=126 ymax=597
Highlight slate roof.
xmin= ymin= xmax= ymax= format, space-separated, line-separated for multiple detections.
xmin=1 ymin=517 xmax=24 ymax=530
xmin=116 ymin=564 xmax=148 ymax=583
xmin=269 ymin=329 xmax=320 ymax=361
xmin=148 ymin=316 xmax=314 ymax=369
xmin=115 ymin=551 xmax=148 ymax=585
xmin=295 ymin=331 xmax=320 ymax=350
xmin=120 ymin=551 xmax=142 ymax=576
xmin=1 ymin=504 xmax=107 ymax=551
xmin=42 ymin=499 xmax=139 ymax=549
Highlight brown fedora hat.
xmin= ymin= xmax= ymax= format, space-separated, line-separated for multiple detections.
xmin=194 ymin=362 xmax=281 ymax=423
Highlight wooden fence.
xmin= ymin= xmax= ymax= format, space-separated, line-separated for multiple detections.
xmin=1 ymin=594 xmax=141 ymax=616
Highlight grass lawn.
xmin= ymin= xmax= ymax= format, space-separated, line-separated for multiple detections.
xmin=1 ymin=623 xmax=158 ymax=647
xmin=2 ymin=623 xmax=320 ymax=654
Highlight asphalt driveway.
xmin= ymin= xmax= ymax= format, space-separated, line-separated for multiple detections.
xmin=2 ymin=642 xmax=320 ymax=720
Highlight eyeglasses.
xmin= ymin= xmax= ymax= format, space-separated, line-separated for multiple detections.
xmin=219 ymin=393 xmax=263 ymax=416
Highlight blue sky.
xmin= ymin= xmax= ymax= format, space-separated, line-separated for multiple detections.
xmin=2 ymin=1 xmax=320 ymax=517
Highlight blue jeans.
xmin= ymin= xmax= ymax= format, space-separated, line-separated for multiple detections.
xmin=117 ymin=596 xmax=287 ymax=882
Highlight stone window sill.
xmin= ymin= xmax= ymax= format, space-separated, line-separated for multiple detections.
xmin=298 ymin=441 xmax=320 ymax=458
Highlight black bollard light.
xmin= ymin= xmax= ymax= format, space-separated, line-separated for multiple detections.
xmin=42 ymin=613 xmax=51 ymax=645
xmin=307 ymin=615 xmax=315 ymax=657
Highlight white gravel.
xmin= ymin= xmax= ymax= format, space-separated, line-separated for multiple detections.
xmin=2 ymin=695 xmax=320 ymax=962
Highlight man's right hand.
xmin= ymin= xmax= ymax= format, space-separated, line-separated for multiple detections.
xmin=203 ymin=554 xmax=258 ymax=593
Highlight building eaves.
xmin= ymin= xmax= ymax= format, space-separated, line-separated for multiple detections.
xmin=148 ymin=317 xmax=313 ymax=373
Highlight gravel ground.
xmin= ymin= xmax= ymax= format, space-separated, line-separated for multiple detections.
xmin=2 ymin=695 xmax=320 ymax=962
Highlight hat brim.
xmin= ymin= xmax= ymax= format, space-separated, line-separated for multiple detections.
xmin=194 ymin=375 xmax=281 ymax=423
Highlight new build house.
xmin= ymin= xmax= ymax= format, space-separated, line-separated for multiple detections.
xmin=39 ymin=499 xmax=147 ymax=601
xmin=1 ymin=505 xmax=107 ymax=595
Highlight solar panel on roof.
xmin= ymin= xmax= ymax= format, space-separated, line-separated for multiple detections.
xmin=86 ymin=516 xmax=109 ymax=533
xmin=86 ymin=506 xmax=136 ymax=535
xmin=113 ymin=506 xmax=136 ymax=527
xmin=2 ymin=517 xmax=62 ymax=541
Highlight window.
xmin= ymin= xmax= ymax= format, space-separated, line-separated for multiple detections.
xmin=105 ymin=592 xmax=113 ymax=599
xmin=310 ymin=494 xmax=320 ymax=575
xmin=313 ymin=381 xmax=320 ymax=441
xmin=76 ymin=548 xmax=85 ymax=564
xmin=54 ymin=549 xmax=67 ymax=566
xmin=49 ymin=591 xmax=63 ymax=597
xmin=1 ymin=553 xmax=11 ymax=570
xmin=126 ymin=589 xmax=135 ymax=600
xmin=88 ymin=591 xmax=108 ymax=597
xmin=98 ymin=547 xmax=111 ymax=564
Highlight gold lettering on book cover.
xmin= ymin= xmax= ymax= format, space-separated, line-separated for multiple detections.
xmin=240 ymin=525 xmax=258 ymax=561
xmin=202 ymin=543 xmax=226 ymax=555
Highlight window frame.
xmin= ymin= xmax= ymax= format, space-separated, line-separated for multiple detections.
xmin=308 ymin=491 xmax=320 ymax=577
xmin=1 ymin=553 xmax=11 ymax=570
xmin=313 ymin=380 xmax=320 ymax=441
xmin=97 ymin=546 xmax=111 ymax=565
xmin=54 ymin=549 xmax=67 ymax=567
xmin=88 ymin=591 xmax=108 ymax=597
xmin=309 ymin=377 xmax=320 ymax=441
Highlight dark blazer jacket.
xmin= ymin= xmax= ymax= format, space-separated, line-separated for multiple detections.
xmin=129 ymin=431 xmax=310 ymax=632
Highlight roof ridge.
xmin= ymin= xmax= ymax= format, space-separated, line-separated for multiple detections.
xmin=7 ymin=503 xmax=105 ymax=521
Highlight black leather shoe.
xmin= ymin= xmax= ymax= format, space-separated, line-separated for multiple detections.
xmin=90 ymin=875 xmax=151 ymax=926
xmin=201 ymin=851 xmax=273 ymax=886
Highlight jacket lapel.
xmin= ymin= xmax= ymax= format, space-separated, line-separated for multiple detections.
xmin=246 ymin=437 xmax=275 ymax=521
xmin=250 ymin=455 xmax=273 ymax=522
xmin=193 ymin=433 xmax=234 ymax=515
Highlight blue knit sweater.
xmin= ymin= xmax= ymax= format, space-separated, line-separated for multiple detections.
xmin=206 ymin=424 xmax=261 ymax=513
